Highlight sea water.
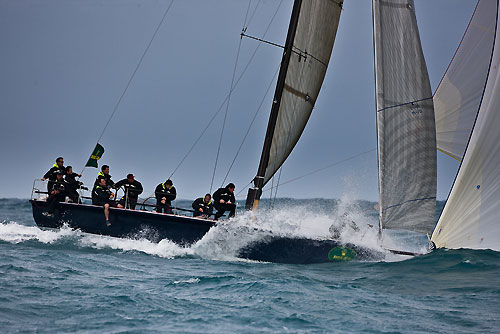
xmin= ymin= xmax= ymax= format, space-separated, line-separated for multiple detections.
xmin=0 ymin=198 xmax=499 ymax=333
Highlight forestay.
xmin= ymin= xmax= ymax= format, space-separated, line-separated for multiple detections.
xmin=373 ymin=0 xmax=436 ymax=234
xmin=434 ymin=0 xmax=497 ymax=161
xmin=432 ymin=0 xmax=500 ymax=251
xmin=262 ymin=0 xmax=343 ymax=184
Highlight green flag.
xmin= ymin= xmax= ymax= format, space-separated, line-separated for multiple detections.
xmin=85 ymin=143 xmax=105 ymax=168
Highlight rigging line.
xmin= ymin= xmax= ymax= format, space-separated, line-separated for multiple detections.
xmin=209 ymin=2 xmax=251 ymax=194
xmin=262 ymin=148 xmax=376 ymax=193
xmin=247 ymin=0 xmax=262 ymax=28
xmin=96 ymin=0 xmax=174 ymax=145
xmin=169 ymin=0 xmax=284 ymax=180
xmin=235 ymin=180 xmax=253 ymax=198
xmin=243 ymin=0 xmax=252 ymax=28
xmin=220 ymin=65 xmax=280 ymax=187
xmin=269 ymin=174 xmax=275 ymax=209
xmin=80 ymin=0 xmax=175 ymax=176
xmin=272 ymin=166 xmax=283 ymax=207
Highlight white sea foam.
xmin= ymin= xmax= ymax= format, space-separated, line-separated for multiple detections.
xmin=0 ymin=221 xmax=76 ymax=244
xmin=173 ymin=278 xmax=200 ymax=284
xmin=78 ymin=234 xmax=193 ymax=259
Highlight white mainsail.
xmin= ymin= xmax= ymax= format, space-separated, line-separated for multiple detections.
xmin=434 ymin=0 xmax=497 ymax=161
xmin=432 ymin=0 xmax=500 ymax=251
xmin=262 ymin=0 xmax=343 ymax=184
xmin=373 ymin=0 xmax=437 ymax=234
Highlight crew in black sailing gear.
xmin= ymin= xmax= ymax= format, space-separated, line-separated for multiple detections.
xmin=93 ymin=165 xmax=115 ymax=190
xmin=43 ymin=171 xmax=68 ymax=217
xmin=92 ymin=177 xmax=115 ymax=224
xmin=213 ymin=183 xmax=236 ymax=220
xmin=64 ymin=166 xmax=84 ymax=203
xmin=192 ymin=194 xmax=213 ymax=218
xmin=42 ymin=157 xmax=65 ymax=193
xmin=155 ymin=179 xmax=176 ymax=213
xmin=115 ymin=174 xmax=143 ymax=210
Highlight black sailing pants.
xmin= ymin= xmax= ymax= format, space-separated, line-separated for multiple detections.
xmin=214 ymin=203 xmax=236 ymax=220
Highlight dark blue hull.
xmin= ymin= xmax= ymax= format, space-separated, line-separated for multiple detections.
xmin=237 ymin=236 xmax=385 ymax=264
xmin=30 ymin=200 xmax=215 ymax=245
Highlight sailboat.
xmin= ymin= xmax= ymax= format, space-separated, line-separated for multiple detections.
xmin=30 ymin=0 xmax=497 ymax=262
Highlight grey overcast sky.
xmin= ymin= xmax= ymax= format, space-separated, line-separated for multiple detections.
xmin=0 ymin=0 xmax=475 ymax=200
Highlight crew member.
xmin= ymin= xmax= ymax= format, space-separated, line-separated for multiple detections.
xmin=42 ymin=157 xmax=65 ymax=193
xmin=43 ymin=170 xmax=68 ymax=217
xmin=64 ymin=166 xmax=84 ymax=203
xmin=213 ymin=183 xmax=236 ymax=220
xmin=92 ymin=177 xmax=115 ymax=225
xmin=115 ymin=174 xmax=143 ymax=210
xmin=155 ymin=179 xmax=176 ymax=213
xmin=93 ymin=165 xmax=114 ymax=190
xmin=192 ymin=194 xmax=213 ymax=218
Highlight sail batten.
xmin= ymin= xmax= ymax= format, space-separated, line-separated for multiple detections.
xmin=373 ymin=0 xmax=437 ymax=234
xmin=246 ymin=0 xmax=344 ymax=209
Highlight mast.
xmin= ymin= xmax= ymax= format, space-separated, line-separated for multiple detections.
xmin=245 ymin=0 xmax=303 ymax=210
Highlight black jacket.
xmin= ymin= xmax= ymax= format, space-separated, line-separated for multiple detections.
xmin=115 ymin=179 xmax=143 ymax=200
xmin=192 ymin=197 xmax=214 ymax=215
xmin=65 ymin=172 xmax=82 ymax=191
xmin=213 ymin=187 xmax=235 ymax=205
xmin=49 ymin=179 xmax=68 ymax=195
xmin=155 ymin=183 xmax=176 ymax=203
xmin=92 ymin=185 xmax=113 ymax=205
xmin=93 ymin=172 xmax=115 ymax=190
xmin=43 ymin=164 xmax=65 ymax=181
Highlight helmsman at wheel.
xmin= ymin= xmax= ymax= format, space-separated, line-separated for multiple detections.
xmin=115 ymin=174 xmax=143 ymax=210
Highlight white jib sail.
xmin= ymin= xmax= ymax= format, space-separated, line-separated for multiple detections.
xmin=434 ymin=0 xmax=497 ymax=161
xmin=373 ymin=0 xmax=437 ymax=234
xmin=263 ymin=0 xmax=343 ymax=184
xmin=432 ymin=1 xmax=500 ymax=251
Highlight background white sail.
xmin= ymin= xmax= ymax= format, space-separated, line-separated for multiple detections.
xmin=434 ymin=0 xmax=497 ymax=161
xmin=432 ymin=1 xmax=500 ymax=251
xmin=263 ymin=0 xmax=343 ymax=184
xmin=373 ymin=0 xmax=437 ymax=234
